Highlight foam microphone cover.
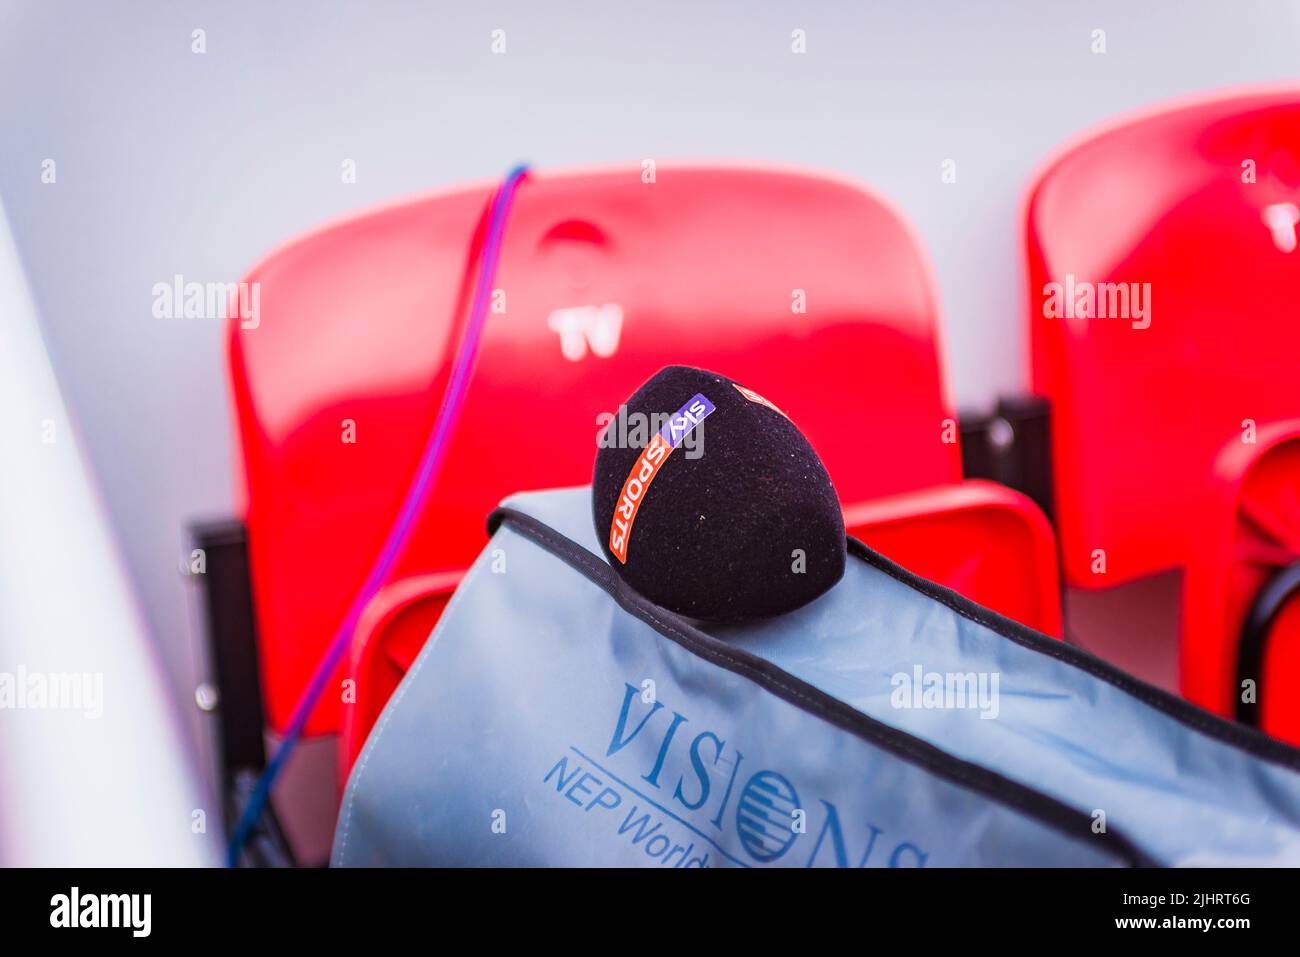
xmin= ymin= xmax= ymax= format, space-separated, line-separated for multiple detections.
xmin=593 ymin=365 xmax=846 ymax=623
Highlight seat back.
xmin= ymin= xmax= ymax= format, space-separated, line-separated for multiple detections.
xmin=1025 ymin=89 xmax=1300 ymax=587
xmin=229 ymin=163 xmax=960 ymax=735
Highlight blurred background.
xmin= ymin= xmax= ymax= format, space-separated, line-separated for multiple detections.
xmin=1 ymin=0 xmax=1297 ymax=863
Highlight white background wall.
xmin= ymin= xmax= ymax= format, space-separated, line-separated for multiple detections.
xmin=2 ymin=0 xmax=1297 ymax=776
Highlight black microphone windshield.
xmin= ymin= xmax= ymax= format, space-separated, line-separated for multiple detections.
xmin=592 ymin=365 xmax=846 ymax=623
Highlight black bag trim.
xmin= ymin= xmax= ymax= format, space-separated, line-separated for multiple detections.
xmin=489 ymin=506 xmax=1152 ymax=868
xmin=844 ymin=538 xmax=1300 ymax=772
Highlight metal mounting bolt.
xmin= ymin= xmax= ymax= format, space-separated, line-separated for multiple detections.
xmin=195 ymin=682 xmax=219 ymax=712
xmin=987 ymin=416 xmax=1015 ymax=454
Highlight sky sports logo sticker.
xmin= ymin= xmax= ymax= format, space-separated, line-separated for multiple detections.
xmin=609 ymin=393 xmax=714 ymax=563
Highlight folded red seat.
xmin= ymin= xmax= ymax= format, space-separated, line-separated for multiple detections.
xmin=1024 ymin=88 xmax=1300 ymax=744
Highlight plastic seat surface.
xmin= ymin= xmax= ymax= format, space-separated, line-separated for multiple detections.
xmin=1026 ymin=88 xmax=1300 ymax=586
xmin=230 ymin=163 xmax=960 ymax=734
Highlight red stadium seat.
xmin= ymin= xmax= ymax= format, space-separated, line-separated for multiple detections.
xmin=844 ymin=481 xmax=1061 ymax=638
xmin=1025 ymin=88 xmax=1300 ymax=743
xmin=227 ymin=163 xmax=1060 ymax=772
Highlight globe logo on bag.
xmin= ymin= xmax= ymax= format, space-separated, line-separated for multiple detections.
xmin=736 ymin=771 xmax=800 ymax=862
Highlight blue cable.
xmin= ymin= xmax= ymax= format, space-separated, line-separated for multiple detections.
xmin=226 ymin=163 xmax=531 ymax=867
